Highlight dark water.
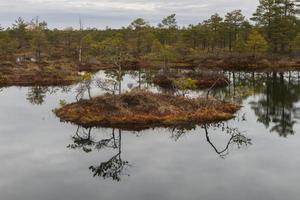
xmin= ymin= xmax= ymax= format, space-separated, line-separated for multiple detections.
xmin=0 ymin=71 xmax=300 ymax=200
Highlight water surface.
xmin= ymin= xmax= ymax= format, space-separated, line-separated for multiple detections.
xmin=0 ymin=71 xmax=300 ymax=200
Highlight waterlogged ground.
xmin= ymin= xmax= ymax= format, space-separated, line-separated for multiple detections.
xmin=0 ymin=70 xmax=300 ymax=200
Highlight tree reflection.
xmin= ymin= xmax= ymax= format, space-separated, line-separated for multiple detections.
xmin=128 ymin=69 xmax=147 ymax=89
xmin=250 ymin=72 xmax=300 ymax=137
xmin=26 ymin=86 xmax=48 ymax=105
xmin=89 ymin=130 xmax=130 ymax=181
xmin=212 ymin=71 xmax=300 ymax=137
xmin=67 ymin=127 xmax=130 ymax=181
xmin=170 ymin=124 xmax=196 ymax=141
xmin=211 ymin=72 xmax=265 ymax=103
xmin=67 ymin=126 xmax=94 ymax=153
xmin=169 ymin=123 xmax=251 ymax=158
xmin=203 ymin=123 xmax=252 ymax=158
xmin=26 ymin=86 xmax=72 ymax=105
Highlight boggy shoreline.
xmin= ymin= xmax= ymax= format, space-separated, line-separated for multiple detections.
xmin=54 ymin=90 xmax=240 ymax=131
xmin=2 ymin=54 xmax=300 ymax=87
xmin=0 ymin=59 xmax=112 ymax=87
xmin=191 ymin=55 xmax=300 ymax=72
xmin=0 ymin=61 xmax=80 ymax=87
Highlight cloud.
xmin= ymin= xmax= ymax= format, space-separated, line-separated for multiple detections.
xmin=0 ymin=0 xmax=258 ymax=28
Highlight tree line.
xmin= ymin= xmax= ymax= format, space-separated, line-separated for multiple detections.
xmin=1 ymin=0 xmax=300 ymax=64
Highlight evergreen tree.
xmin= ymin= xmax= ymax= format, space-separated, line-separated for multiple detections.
xmin=129 ymin=18 xmax=150 ymax=58
xmin=158 ymin=14 xmax=178 ymax=45
xmin=30 ymin=20 xmax=49 ymax=63
xmin=205 ymin=14 xmax=223 ymax=51
xmin=246 ymin=29 xmax=269 ymax=56
xmin=252 ymin=0 xmax=299 ymax=52
xmin=11 ymin=17 xmax=28 ymax=49
xmin=291 ymin=32 xmax=300 ymax=52
xmin=0 ymin=32 xmax=17 ymax=59
xmin=225 ymin=10 xmax=245 ymax=51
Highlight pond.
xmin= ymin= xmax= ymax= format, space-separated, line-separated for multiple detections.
xmin=0 ymin=70 xmax=300 ymax=200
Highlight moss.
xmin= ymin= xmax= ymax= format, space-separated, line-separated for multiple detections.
xmin=54 ymin=90 xmax=240 ymax=131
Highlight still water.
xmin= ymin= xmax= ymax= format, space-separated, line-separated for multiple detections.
xmin=0 ymin=71 xmax=300 ymax=200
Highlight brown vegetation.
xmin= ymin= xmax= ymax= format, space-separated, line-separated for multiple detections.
xmin=192 ymin=54 xmax=300 ymax=72
xmin=0 ymin=52 xmax=125 ymax=87
xmin=3 ymin=53 xmax=299 ymax=88
xmin=80 ymin=54 xmax=300 ymax=72
xmin=152 ymin=71 xmax=229 ymax=90
xmin=54 ymin=90 xmax=240 ymax=131
xmin=0 ymin=60 xmax=81 ymax=87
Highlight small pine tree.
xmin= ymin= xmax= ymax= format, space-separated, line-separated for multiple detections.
xmin=234 ymin=36 xmax=247 ymax=54
xmin=291 ymin=33 xmax=300 ymax=53
xmin=246 ymin=30 xmax=269 ymax=57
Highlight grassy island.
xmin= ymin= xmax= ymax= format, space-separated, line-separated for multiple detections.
xmin=152 ymin=71 xmax=229 ymax=90
xmin=54 ymin=90 xmax=240 ymax=130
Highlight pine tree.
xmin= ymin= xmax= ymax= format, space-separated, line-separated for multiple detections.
xmin=246 ymin=29 xmax=269 ymax=56
xmin=205 ymin=14 xmax=223 ymax=51
xmin=158 ymin=14 xmax=178 ymax=46
xmin=252 ymin=0 xmax=299 ymax=52
xmin=12 ymin=17 xmax=28 ymax=49
xmin=234 ymin=35 xmax=247 ymax=54
xmin=291 ymin=32 xmax=300 ymax=52
xmin=225 ymin=10 xmax=245 ymax=51
xmin=30 ymin=20 xmax=49 ymax=63
xmin=129 ymin=18 xmax=150 ymax=58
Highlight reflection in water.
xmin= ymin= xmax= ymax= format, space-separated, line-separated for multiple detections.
xmin=89 ymin=129 xmax=130 ymax=182
xmin=67 ymin=127 xmax=130 ymax=181
xmin=2 ymin=70 xmax=300 ymax=199
xmin=26 ymin=86 xmax=72 ymax=105
xmin=249 ymin=72 xmax=300 ymax=137
xmin=203 ymin=124 xmax=252 ymax=158
xmin=169 ymin=124 xmax=197 ymax=141
xmin=26 ymin=86 xmax=48 ymax=105
xmin=212 ymin=72 xmax=300 ymax=137
xmin=67 ymin=124 xmax=250 ymax=182
xmin=128 ymin=70 xmax=148 ymax=89
xmin=20 ymin=70 xmax=300 ymax=138
xmin=2 ymin=70 xmax=300 ymax=200
xmin=170 ymin=123 xmax=251 ymax=158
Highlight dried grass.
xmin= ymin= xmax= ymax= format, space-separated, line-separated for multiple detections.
xmin=55 ymin=90 xmax=240 ymax=130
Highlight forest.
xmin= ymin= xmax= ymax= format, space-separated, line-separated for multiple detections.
xmin=1 ymin=0 xmax=300 ymax=72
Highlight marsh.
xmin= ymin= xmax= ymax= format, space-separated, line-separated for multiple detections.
xmin=0 ymin=70 xmax=299 ymax=200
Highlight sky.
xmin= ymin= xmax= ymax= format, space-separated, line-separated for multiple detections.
xmin=0 ymin=0 xmax=259 ymax=29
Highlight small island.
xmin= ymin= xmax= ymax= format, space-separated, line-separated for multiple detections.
xmin=152 ymin=71 xmax=229 ymax=90
xmin=54 ymin=90 xmax=240 ymax=131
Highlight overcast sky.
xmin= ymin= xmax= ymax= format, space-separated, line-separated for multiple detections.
xmin=0 ymin=0 xmax=258 ymax=29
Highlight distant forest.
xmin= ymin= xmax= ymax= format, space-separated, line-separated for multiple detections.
xmin=1 ymin=0 xmax=300 ymax=63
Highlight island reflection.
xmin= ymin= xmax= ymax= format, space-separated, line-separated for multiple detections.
xmin=66 ymin=122 xmax=251 ymax=181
